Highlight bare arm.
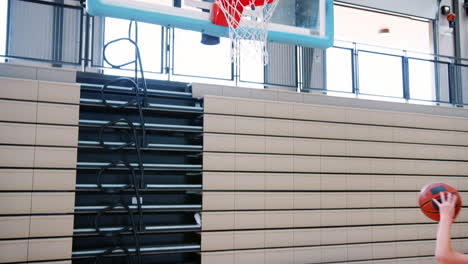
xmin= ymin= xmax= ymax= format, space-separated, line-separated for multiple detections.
xmin=434 ymin=192 xmax=468 ymax=264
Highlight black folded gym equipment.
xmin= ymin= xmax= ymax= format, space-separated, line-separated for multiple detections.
xmin=73 ymin=71 xmax=203 ymax=264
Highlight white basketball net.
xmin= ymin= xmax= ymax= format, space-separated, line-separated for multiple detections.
xmin=214 ymin=0 xmax=279 ymax=65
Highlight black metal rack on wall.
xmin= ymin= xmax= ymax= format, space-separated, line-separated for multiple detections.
xmin=72 ymin=71 xmax=204 ymax=264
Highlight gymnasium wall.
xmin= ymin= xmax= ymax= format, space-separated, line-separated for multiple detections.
xmin=0 ymin=72 xmax=79 ymax=263
xmin=195 ymin=84 xmax=468 ymax=264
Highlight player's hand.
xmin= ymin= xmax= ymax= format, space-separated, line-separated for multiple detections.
xmin=432 ymin=192 xmax=457 ymax=221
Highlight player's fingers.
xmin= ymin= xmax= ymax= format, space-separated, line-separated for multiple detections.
xmin=451 ymin=194 xmax=457 ymax=205
xmin=440 ymin=192 xmax=446 ymax=203
xmin=432 ymin=198 xmax=441 ymax=206
xmin=447 ymin=193 xmax=453 ymax=204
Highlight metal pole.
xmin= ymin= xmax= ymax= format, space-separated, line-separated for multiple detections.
xmin=452 ymin=0 xmax=463 ymax=104
xmin=402 ymin=53 xmax=410 ymax=100
xmin=351 ymin=42 xmax=359 ymax=95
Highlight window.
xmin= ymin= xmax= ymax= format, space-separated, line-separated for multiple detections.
xmin=103 ymin=17 xmax=163 ymax=77
xmin=172 ymin=28 xmax=232 ymax=79
xmin=334 ymin=5 xmax=433 ymax=53
xmin=0 ymin=0 xmax=7 ymax=62
xmin=327 ymin=4 xmax=438 ymax=102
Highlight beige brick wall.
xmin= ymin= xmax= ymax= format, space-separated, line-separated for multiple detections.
xmin=0 ymin=77 xmax=78 ymax=263
xmin=201 ymin=94 xmax=468 ymax=264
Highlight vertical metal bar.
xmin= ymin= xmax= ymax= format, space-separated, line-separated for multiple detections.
xmin=453 ymin=0 xmax=462 ymax=63
xmin=234 ymin=38 xmax=239 ymax=86
xmin=5 ymin=0 xmax=11 ymax=59
xmin=263 ymin=43 xmax=268 ymax=86
xmin=167 ymin=27 xmax=172 ymax=80
xmin=456 ymin=64 xmax=463 ymax=105
xmin=448 ymin=63 xmax=459 ymax=105
xmin=402 ymin=55 xmax=410 ymax=100
xmin=432 ymin=15 xmax=439 ymax=57
xmin=431 ymin=18 xmax=442 ymax=103
xmin=58 ymin=1 xmax=64 ymax=62
xmin=90 ymin=15 xmax=94 ymax=69
xmin=322 ymin=48 xmax=327 ymax=92
xmin=434 ymin=59 xmax=441 ymax=103
xmin=231 ymin=44 xmax=235 ymax=82
xmin=52 ymin=2 xmax=58 ymax=64
xmin=452 ymin=0 xmax=463 ymax=104
xmin=295 ymin=45 xmax=301 ymax=92
xmin=134 ymin=21 xmax=138 ymax=82
xmin=78 ymin=5 xmax=84 ymax=67
xmin=52 ymin=0 xmax=64 ymax=66
xmin=351 ymin=43 xmax=359 ymax=95
xmin=160 ymin=26 xmax=164 ymax=74
xmin=83 ymin=13 xmax=90 ymax=70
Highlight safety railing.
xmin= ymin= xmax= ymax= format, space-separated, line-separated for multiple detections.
xmin=322 ymin=41 xmax=468 ymax=106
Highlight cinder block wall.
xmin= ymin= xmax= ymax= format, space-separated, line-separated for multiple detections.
xmin=0 ymin=76 xmax=79 ymax=263
xmin=196 ymin=85 xmax=468 ymax=264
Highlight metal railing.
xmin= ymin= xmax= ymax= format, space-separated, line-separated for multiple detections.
xmin=2 ymin=0 xmax=468 ymax=107
xmin=322 ymin=41 xmax=468 ymax=106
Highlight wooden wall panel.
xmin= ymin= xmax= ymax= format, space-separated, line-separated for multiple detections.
xmin=201 ymin=95 xmax=468 ymax=263
xmin=0 ymin=77 xmax=78 ymax=263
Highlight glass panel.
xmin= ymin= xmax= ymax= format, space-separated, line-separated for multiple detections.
xmin=302 ymin=47 xmax=323 ymax=90
xmin=91 ymin=16 xmax=104 ymax=67
xmin=62 ymin=7 xmax=81 ymax=63
xmin=437 ymin=62 xmax=450 ymax=103
xmin=103 ymin=18 xmax=162 ymax=74
xmin=271 ymin=0 xmax=323 ymax=37
xmin=173 ymin=28 xmax=232 ymax=79
xmin=7 ymin=0 xmax=81 ymax=64
xmin=358 ymin=51 xmax=403 ymax=98
xmin=8 ymin=0 xmax=53 ymax=60
xmin=326 ymin=47 xmax=353 ymax=93
xmin=239 ymin=40 xmax=264 ymax=84
xmin=408 ymin=58 xmax=436 ymax=102
xmin=137 ymin=22 xmax=163 ymax=73
xmin=0 ymin=0 xmax=8 ymax=62
xmin=260 ymin=42 xmax=297 ymax=87
xmin=460 ymin=64 xmax=468 ymax=105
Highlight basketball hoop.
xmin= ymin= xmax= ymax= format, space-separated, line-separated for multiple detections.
xmin=211 ymin=0 xmax=279 ymax=65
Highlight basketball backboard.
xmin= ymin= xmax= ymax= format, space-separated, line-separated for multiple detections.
xmin=86 ymin=0 xmax=334 ymax=49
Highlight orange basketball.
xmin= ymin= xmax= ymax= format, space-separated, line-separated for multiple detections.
xmin=418 ymin=182 xmax=462 ymax=221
